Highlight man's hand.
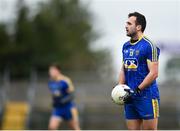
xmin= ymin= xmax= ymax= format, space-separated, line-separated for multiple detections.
xmin=123 ymin=87 xmax=141 ymax=103
xmin=123 ymin=88 xmax=134 ymax=104
xmin=134 ymin=87 xmax=141 ymax=95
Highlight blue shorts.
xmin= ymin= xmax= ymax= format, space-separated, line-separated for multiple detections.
xmin=52 ymin=103 xmax=75 ymax=121
xmin=124 ymin=98 xmax=160 ymax=120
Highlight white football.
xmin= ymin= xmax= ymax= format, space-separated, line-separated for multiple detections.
xmin=111 ymin=84 xmax=130 ymax=105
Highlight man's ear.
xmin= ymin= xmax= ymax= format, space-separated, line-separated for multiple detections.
xmin=136 ymin=25 xmax=142 ymax=31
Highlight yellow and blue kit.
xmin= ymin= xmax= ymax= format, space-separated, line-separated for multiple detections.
xmin=48 ymin=77 xmax=75 ymax=121
xmin=122 ymin=36 xmax=160 ymax=120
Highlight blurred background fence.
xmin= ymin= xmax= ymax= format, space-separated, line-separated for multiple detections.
xmin=0 ymin=70 xmax=180 ymax=129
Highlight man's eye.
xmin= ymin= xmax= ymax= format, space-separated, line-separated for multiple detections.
xmin=127 ymin=22 xmax=131 ymax=25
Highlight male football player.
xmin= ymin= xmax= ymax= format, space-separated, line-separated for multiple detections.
xmin=48 ymin=64 xmax=80 ymax=130
xmin=118 ymin=12 xmax=160 ymax=130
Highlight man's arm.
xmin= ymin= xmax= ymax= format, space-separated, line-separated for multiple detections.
xmin=60 ymin=93 xmax=74 ymax=104
xmin=60 ymin=80 xmax=75 ymax=104
xmin=66 ymin=77 xmax=75 ymax=93
xmin=119 ymin=65 xmax=125 ymax=84
xmin=138 ymin=60 xmax=159 ymax=90
xmin=59 ymin=86 xmax=74 ymax=104
xmin=59 ymin=79 xmax=75 ymax=104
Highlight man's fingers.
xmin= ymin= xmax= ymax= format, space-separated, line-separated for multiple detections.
xmin=124 ymin=89 xmax=130 ymax=93
xmin=124 ymin=88 xmax=134 ymax=94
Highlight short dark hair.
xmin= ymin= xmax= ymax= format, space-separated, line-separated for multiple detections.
xmin=49 ymin=63 xmax=61 ymax=71
xmin=128 ymin=12 xmax=146 ymax=32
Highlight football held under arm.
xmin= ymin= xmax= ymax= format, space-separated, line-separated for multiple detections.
xmin=138 ymin=43 xmax=160 ymax=90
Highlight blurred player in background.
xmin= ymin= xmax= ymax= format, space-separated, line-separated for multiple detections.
xmin=48 ymin=63 xmax=80 ymax=130
xmin=118 ymin=12 xmax=160 ymax=130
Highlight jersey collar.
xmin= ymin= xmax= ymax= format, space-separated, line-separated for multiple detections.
xmin=130 ymin=35 xmax=144 ymax=45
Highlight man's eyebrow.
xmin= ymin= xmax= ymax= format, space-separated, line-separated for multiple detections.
xmin=126 ymin=21 xmax=131 ymax=24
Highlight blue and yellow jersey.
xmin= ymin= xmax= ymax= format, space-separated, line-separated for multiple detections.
xmin=48 ymin=76 xmax=74 ymax=107
xmin=122 ymin=36 xmax=160 ymax=99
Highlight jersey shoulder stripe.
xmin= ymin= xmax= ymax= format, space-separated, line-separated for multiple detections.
xmin=143 ymin=36 xmax=158 ymax=62
xmin=62 ymin=75 xmax=75 ymax=92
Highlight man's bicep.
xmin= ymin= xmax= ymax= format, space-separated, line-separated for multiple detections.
xmin=68 ymin=83 xmax=74 ymax=93
xmin=67 ymin=80 xmax=75 ymax=93
xmin=147 ymin=60 xmax=159 ymax=73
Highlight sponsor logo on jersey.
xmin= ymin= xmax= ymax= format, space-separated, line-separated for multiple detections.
xmin=124 ymin=58 xmax=138 ymax=71
xmin=124 ymin=49 xmax=128 ymax=53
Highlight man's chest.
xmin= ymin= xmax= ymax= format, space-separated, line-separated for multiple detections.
xmin=123 ymin=45 xmax=146 ymax=70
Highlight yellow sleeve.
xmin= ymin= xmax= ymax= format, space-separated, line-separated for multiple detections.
xmin=64 ymin=76 xmax=75 ymax=92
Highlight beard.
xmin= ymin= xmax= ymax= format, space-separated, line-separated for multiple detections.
xmin=126 ymin=31 xmax=137 ymax=38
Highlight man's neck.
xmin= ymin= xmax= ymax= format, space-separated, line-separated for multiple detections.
xmin=131 ymin=32 xmax=143 ymax=41
xmin=54 ymin=74 xmax=64 ymax=81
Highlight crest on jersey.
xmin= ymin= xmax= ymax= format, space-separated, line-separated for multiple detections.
xmin=135 ymin=50 xmax=140 ymax=56
xmin=124 ymin=58 xmax=138 ymax=71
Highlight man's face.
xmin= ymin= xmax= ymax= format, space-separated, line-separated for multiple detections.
xmin=125 ymin=16 xmax=138 ymax=37
xmin=49 ymin=66 xmax=60 ymax=79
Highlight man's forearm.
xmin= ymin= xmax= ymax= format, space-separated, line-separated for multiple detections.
xmin=60 ymin=93 xmax=74 ymax=104
xmin=119 ymin=70 xmax=125 ymax=84
xmin=138 ymin=72 xmax=158 ymax=90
